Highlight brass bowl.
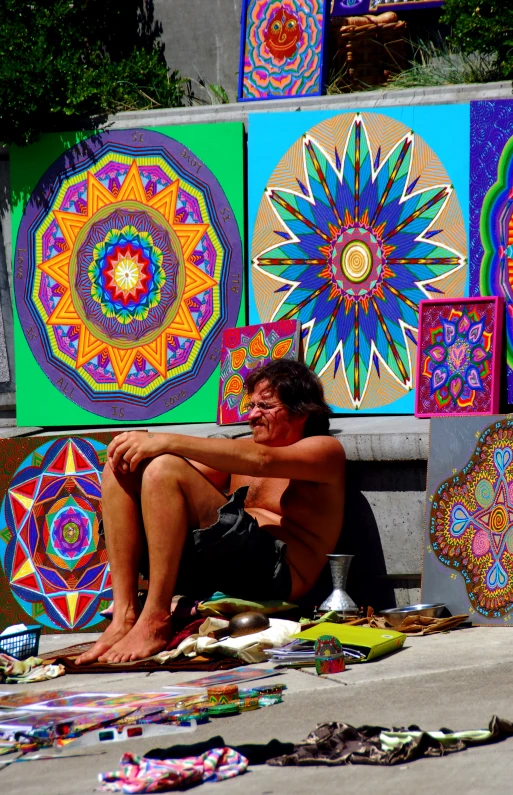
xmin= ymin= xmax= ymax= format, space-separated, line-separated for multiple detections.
xmin=379 ymin=603 xmax=445 ymax=627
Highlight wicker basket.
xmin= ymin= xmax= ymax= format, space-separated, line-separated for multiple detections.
xmin=330 ymin=12 xmax=407 ymax=90
xmin=0 ymin=625 xmax=41 ymax=660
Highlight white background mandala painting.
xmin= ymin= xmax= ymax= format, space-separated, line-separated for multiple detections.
xmin=249 ymin=108 xmax=469 ymax=413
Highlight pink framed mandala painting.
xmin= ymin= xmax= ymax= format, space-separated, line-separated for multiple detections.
xmin=415 ymin=297 xmax=503 ymax=418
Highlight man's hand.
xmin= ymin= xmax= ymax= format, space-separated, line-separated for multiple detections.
xmin=108 ymin=431 xmax=171 ymax=473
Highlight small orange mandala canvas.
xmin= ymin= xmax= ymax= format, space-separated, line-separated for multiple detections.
xmin=217 ymin=320 xmax=301 ymax=424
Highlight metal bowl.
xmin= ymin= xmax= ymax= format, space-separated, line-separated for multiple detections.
xmin=379 ymin=603 xmax=445 ymax=627
xmin=227 ymin=611 xmax=270 ymax=638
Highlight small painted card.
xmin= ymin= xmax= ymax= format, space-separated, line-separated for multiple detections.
xmin=238 ymin=0 xmax=329 ymax=101
xmin=423 ymin=415 xmax=513 ymax=626
xmin=415 ymin=297 xmax=503 ymax=418
xmin=470 ymin=101 xmax=513 ymax=402
xmin=217 ymin=320 xmax=301 ymax=425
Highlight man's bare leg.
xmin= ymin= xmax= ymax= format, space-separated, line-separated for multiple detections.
xmin=99 ymin=455 xmax=226 ymax=663
xmin=75 ymin=464 xmax=144 ymax=664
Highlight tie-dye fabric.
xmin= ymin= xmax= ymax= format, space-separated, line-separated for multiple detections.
xmin=98 ymin=747 xmax=248 ymax=793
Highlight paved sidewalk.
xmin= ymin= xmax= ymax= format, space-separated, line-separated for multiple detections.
xmin=2 ymin=627 xmax=513 ymax=794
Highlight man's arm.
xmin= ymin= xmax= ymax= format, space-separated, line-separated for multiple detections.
xmin=108 ymin=431 xmax=344 ymax=484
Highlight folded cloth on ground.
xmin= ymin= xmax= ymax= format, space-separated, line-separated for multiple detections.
xmin=155 ymin=617 xmax=301 ymax=664
xmin=98 ymin=748 xmax=248 ymax=793
xmin=267 ymin=716 xmax=513 ymax=767
xmin=0 ymin=653 xmax=64 ymax=683
xmin=197 ymin=593 xmax=297 ymax=617
xmin=344 ymin=610 xmax=468 ymax=635
xmin=39 ymin=642 xmax=241 ymax=674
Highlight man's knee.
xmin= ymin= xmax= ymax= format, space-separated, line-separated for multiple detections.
xmin=101 ymin=459 xmax=141 ymax=500
xmin=142 ymin=454 xmax=189 ymax=490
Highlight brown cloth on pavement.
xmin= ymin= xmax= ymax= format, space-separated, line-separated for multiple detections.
xmin=39 ymin=642 xmax=241 ymax=674
xmin=268 ymin=716 xmax=513 ymax=767
xmin=345 ymin=609 xmax=468 ymax=635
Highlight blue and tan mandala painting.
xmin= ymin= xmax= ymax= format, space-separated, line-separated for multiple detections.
xmin=251 ymin=112 xmax=468 ymax=411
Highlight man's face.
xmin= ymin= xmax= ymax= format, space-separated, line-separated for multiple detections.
xmin=247 ymin=380 xmax=302 ymax=446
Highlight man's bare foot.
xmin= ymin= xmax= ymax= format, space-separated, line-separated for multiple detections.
xmin=75 ymin=609 xmax=139 ymax=665
xmin=98 ymin=611 xmax=172 ymax=663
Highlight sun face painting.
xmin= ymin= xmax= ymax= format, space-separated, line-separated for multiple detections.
xmin=239 ymin=0 xmax=328 ymax=101
xmin=250 ymin=110 xmax=468 ymax=413
xmin=12 ymin=125 xmax=243 ymax=425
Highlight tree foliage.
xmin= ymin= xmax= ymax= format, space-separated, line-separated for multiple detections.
xmin=0 ymin=0 xmax=185 ymax=146
xmin=441 ymin=0 xmax=513 ymax=78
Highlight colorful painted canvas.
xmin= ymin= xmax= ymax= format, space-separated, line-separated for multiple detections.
xmin=0 ymin=433 xmax=115 ymax=633
xmin=11 ymin=124 xmax=244 ymax=426
xmin=368 ymin=0 xmax=443 ymax=10
xmin=169 ymin=666 xmax=279 ymax=689
xmin=423 ymin=416 xmax=513 ymax=626
xmin=217 ymin=320 xmax=301 ymax=425
xmin=331 ymin=0 xmax=443 ymax=12
xmin=249 ymin=106 xmax=469 ymax=414
xmin=331 ymin=0 xmax=370 ymax=15
xmin=415 ymin=297 xmax=503 ymax=418
xmin=238 ymin=0 xmax=329 ymax=101
xmin=470 ymin=101 xmax=513 ymax=402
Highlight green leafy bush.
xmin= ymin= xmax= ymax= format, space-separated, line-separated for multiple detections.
xmin=441 ymin=0 xmax=513 ymax=78
xmin=0 ymin=0 xmax=185 ymax=146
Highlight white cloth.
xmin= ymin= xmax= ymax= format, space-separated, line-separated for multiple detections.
xmin=156 ymin=617 xmax=301 ymax=664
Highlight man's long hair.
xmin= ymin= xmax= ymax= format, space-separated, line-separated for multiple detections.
xmin=244 ymin=360 xmax=331 ymax=437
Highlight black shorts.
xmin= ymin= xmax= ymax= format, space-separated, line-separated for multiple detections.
xmin=139 ymin=487 xmax=292 ymax=602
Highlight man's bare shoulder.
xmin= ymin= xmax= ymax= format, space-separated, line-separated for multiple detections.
xmin=283 ymin=434 xmax=345 ymax=483
xmin=294 ymin=434 xmax=345 ymax=457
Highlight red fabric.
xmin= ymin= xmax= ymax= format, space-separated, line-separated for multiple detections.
xmin=166 ymin=620 xmax=204 ymax=651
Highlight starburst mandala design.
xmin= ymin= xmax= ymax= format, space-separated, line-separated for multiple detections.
xmin=252 ymin=113 xmax=467 ymax=410
xmin=40 ymin=160 xmax=214 ymax=389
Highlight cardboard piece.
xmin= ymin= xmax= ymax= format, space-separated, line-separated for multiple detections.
xmin=423 ymin=416 xmax=513 ymax=626
xmin=11 ymin=123 xmax=244 ymax=426
xmin=248 ymin=106 xmax=469 ymax=414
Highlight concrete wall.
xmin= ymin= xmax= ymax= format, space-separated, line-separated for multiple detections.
xmin=155 ymin=0 xmax=243 ymax=102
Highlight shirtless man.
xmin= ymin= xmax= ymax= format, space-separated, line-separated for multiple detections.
xmin=76 ymin=360 xmax=345 ymax=664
